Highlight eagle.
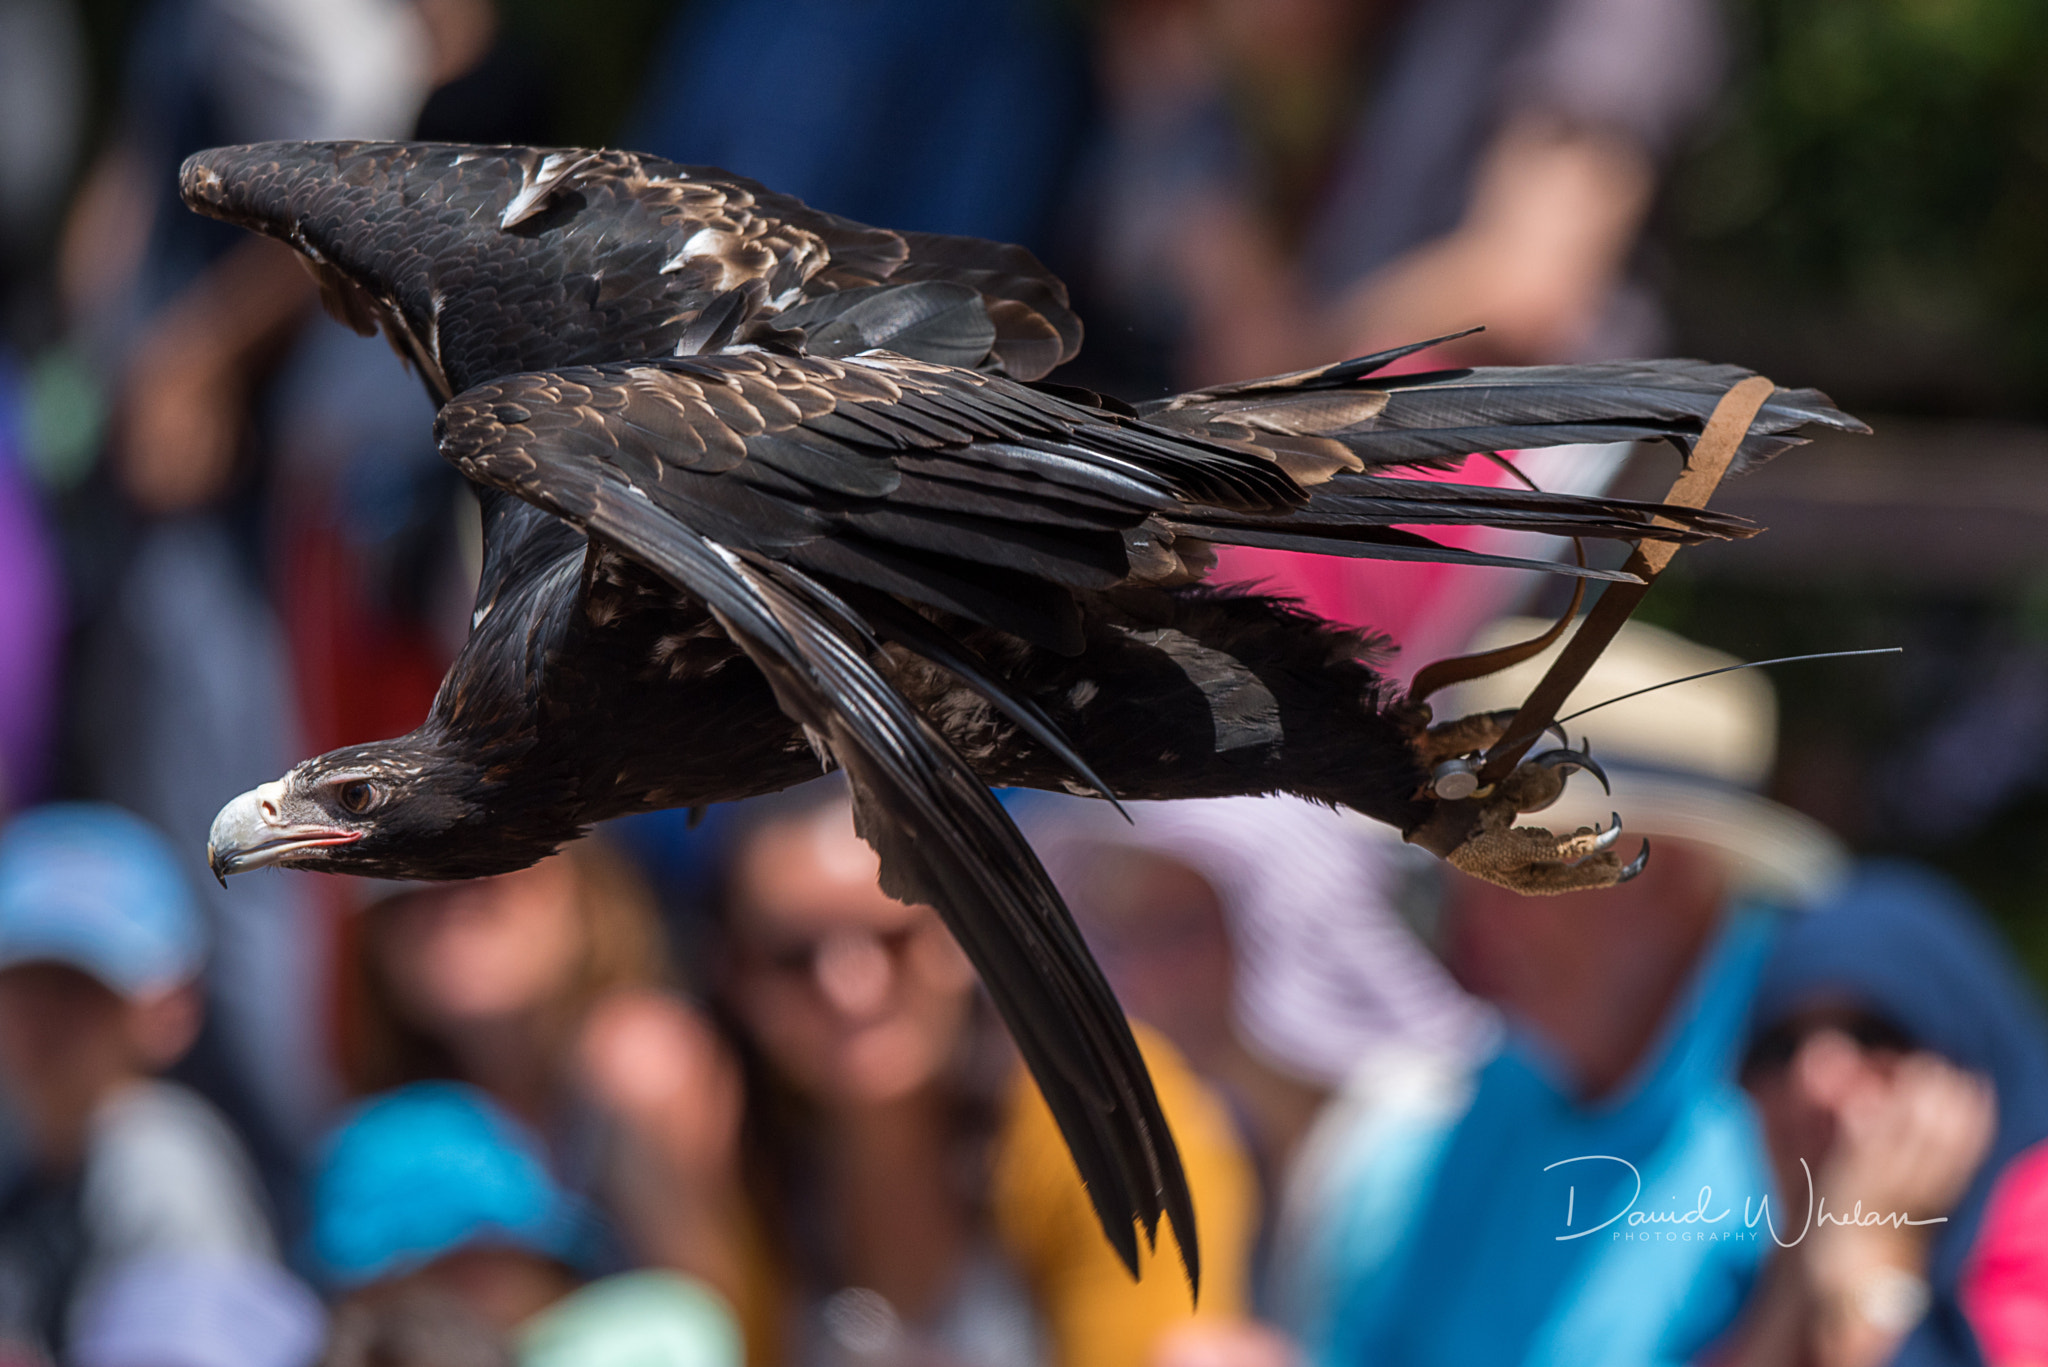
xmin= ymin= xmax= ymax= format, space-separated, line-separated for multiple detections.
xmin=192 ymin=142 xmax=1862 ymax=1285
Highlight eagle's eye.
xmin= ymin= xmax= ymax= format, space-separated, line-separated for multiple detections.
xmin=336 ymin=780 xmax=379 ymax=815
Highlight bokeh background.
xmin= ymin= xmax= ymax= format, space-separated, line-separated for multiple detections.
xmin=1 ymin=2 xmax=2047 ymax=1365
xmin=10 ymin=0 xmax=2048 ymax=976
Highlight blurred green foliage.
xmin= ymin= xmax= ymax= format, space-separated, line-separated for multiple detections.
xmin=1671 ymin=0 xmax=2048 ymax=414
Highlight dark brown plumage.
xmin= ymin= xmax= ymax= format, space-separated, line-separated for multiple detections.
xmin=192 ymin=141 xmax=1865 ymax=1287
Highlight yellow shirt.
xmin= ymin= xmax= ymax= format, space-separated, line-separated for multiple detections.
xmin=729 ymin=1024 xmax=1258 ymax=1367
xmin=992 ymin=1024 xmax=1259 ymax=1367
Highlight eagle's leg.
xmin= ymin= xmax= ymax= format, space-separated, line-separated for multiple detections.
xmin=1415 ymin=707 xmax=1521 ymax=763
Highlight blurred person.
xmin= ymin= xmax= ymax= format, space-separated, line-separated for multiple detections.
xmin=1279 ymin=619 xmax=1848 ymax=1367
xmin=713 ymin=780 xmax=1260 ymax=1367
xmin=1077 ymin=0 xmax=1723 ymax=393
xmin=345 ymin=843 xmax=665 ymax=1115
xmin=307 ymin=1084 xmax=741 ymax=1367
xmin=628 ymin=0 xmax=1090 ymax=252
xmin=1719 ymin=863 xmax=2048 ymax=1367
xmin=59 ymin=0 xmax=431 ymax=511
xmin=1069 ymin=0 xmax=1725 ymax=682
xmin=0 ymin=362 xmax=64 ymax=814
xmin=0 ymin=0 xmax=86 ymax=329
xmin=55 ymin=0 xmax=437 ymax=1160
xmin=0 ymin=805 xmax=276 ymax=1360
xmin=307 ymin=1090 xmax=741 ymax=1367
xmin=343 ymin=842 xmax=747 ymax=1314
xmin=1027 ymin=794 xmax=1491 ymax=1219
xmin=59 ymin=0 xmax=545 ymax=1158
xmin=68 ymin=1252 xmax=325 ymax=1367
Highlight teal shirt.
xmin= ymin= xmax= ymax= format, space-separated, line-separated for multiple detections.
xmin=1290 ymin=909 xmax=1779 ymax=1367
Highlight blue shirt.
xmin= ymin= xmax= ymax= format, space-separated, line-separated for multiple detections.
xmin=1290 ymin=909 xmax=1779 ymax=1367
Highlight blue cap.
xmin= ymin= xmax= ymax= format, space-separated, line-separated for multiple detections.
xmin=0 ymin=804 xmax=205 ymax=996
xmin=309 ymin=1082 xmax=605 ymax=1289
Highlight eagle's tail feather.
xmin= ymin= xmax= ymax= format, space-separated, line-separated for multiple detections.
xmin=1140 ymin=354 xmax=1867 ymax=480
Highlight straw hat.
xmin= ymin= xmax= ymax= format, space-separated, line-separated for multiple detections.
xmin=1431 ymin=617 xmax=1846 ymax=907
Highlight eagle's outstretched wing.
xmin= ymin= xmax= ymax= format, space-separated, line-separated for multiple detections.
xmin=180 ymin=141 xmax=1082 ymax=397
xmin=435 ymin=350 xmax=1780 ymax=649
xmin=440 ymin=367 xmax=1199 ymax=1288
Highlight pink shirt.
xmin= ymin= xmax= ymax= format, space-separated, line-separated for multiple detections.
xmin=1210 ymin=443 xmax=1631 ymax=688
xmin=1963 ymin=1137 xmax=2048 ymax=1364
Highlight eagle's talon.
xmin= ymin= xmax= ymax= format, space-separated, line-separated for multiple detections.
xmin=1418 ymin=795 xmax=1642 ymax=896
xmin=1526 ymin=744 xmax=1610 ymax=804
xmin=1617 ymin=839 xmax=1651 ymax=883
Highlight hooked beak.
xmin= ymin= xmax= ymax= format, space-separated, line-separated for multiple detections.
xmin=207 ymin=781 xmax=362 ymax=882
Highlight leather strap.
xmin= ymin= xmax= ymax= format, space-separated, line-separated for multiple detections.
xmin=1472 ymin=374 xmax=1776 ymax=785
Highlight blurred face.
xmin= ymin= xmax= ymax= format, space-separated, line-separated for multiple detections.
xmin=1444 ymin=835 xmax=1726 ymax=1095
xmin=726 ymin=804 xmax=975 ymax=1106
xmin=371 ymin=857 xmax=584 ymax=1031
xmin=1064 ymin=848 xmax=1236 ymax=1071
xmin=0 ymin=963 xmax=200 ymax=1161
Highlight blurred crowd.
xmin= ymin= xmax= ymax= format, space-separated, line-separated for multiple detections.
xmin=0 ymin=0 xmax=2042 ymax=1365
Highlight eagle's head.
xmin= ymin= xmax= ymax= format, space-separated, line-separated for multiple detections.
xmin=177 ymin=140 xmax=782 ymax=401
xmin=206 ymin=740 xmax=569 ymax=883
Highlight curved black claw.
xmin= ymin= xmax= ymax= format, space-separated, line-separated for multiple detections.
xmin=1591 ymin=812 xmax=1624 ymax=853
xmin=1532 ymin=744 xmax=1611 ymax=795
xmin=1617 ymin=839 xmax=1652 ymax=883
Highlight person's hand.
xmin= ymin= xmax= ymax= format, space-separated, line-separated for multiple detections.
xmin=576 ymin=989 xmax=742 ymax=1181
xmin=1148 ymin=1319 xmax=1297 ymax=1367
xmin=111 ymin=236 xmax=317 ymax=513
xmin=576 ymin=990 xmax=754 ymax=1304
xmin=1798 ymin=1037 xmax=1996 ymax=1367
xmin=115 ymin=315 xmax=245 ymax=513
xmin=1807 ymin=1036 xmax=1997 ymax=1222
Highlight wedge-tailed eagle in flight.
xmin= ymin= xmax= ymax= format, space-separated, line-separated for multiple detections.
xmin=192 ymin=143 xmax=1862 ymax=1285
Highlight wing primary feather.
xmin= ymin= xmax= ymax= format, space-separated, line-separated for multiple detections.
xmin=1161 ymin=519 xmax=1644 ymax=580
xmin=448 ymin=413 xmax=1199 ymax=1284
xmin=730 ymin=557 xmax=1195 ymax=1289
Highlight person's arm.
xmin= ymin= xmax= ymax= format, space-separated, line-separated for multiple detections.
xmin=1166 ymin=111 xmax=1656 ymax=386
xmin=992 ymin=1023 xmax=1261 ymax=1367
xmin=573 ymin=993 xmax=761 ymax=1313
xmin=1335 ymin=115 xmax=1656 ymax=366
xmin=112 ymin=236 xmax=318 ymax=513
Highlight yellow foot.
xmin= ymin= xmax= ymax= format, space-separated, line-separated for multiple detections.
xmin=1405 ymin=748 xmax=1647 ymax=896
xmin=1443 ymin=809 xmax=1649 ymax=895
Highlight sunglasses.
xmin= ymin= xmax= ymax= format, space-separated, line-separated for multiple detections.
xmin=1742 ymin=1008 xmax=1915 ymax=1077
